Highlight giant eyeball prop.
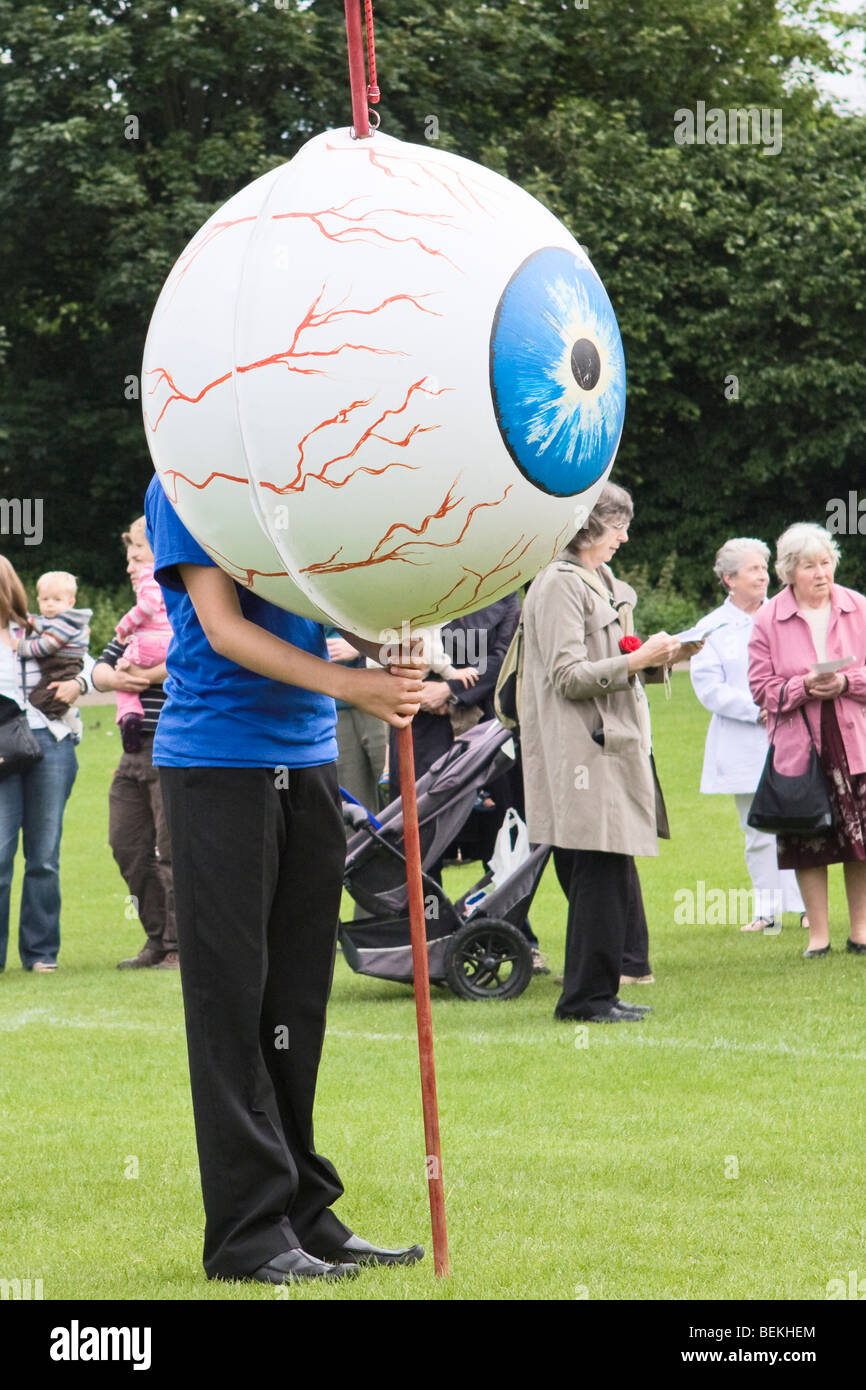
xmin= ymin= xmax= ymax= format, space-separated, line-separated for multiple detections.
xmin=142 ymin=128 xmax=626 ymax=640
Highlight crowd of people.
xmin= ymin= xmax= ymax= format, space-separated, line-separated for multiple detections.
xmin=2 ymin=491 xmax=865 ymax=996
xmin=2 ymin=485 xmax=864 ymax=1280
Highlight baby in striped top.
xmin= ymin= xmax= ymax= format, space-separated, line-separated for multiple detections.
xmin=15 ymin=571 xmax=92 ymax=720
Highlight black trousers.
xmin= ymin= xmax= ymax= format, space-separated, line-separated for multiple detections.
xmin=552 ymin=848 xmax=651 ymax=1019
xmin=160 ymin=763 xmax=352 ymax=1277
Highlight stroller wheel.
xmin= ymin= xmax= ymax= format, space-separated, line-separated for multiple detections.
xmin=445 ymin=918 xmax=533 ymax=1001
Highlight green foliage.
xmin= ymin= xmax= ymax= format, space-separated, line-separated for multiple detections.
xmin=0 ymin=0 xmax=863 ymax=594
xmin=618 ymin=551 xmax=703 ymax=635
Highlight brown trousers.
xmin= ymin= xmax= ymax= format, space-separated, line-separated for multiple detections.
xmin=109 ymin=735 xmax=177 ymax=953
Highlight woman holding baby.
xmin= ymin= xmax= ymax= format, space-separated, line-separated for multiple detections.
xmin=0 ymin=560 xmax=86 ymax=972
xmin=749 ymin=523 xmax=866 ymax=958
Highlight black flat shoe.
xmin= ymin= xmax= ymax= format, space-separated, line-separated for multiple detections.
xmin=314 ymin=1234 xmax=425 ymax=1267
xmin=579 ymin=1004 xmax=647 ymax=1023
xmin=846 ymin=939 xmax=866 ymax=954
xmin=615 ymin=998 xmax=652 ymax=1015
xmin=802 ymin=945 xmax=831 ymax=958
xmin=245 ymin=1248 xmax=359 ymax=1283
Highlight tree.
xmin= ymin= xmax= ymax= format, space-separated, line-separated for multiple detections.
xmin=0 ymin=0 xmax=860 ymax=604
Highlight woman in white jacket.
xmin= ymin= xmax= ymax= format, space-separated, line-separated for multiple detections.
xmin=691 ymin=538 xmax=804 ymax=933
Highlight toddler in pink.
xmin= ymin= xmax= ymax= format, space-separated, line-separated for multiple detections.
xmin=115 ymin=522 xmax=172 ymax=743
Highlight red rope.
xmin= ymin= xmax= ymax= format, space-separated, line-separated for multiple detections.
xmin=364 ymin=0 xmax=380 ymax=104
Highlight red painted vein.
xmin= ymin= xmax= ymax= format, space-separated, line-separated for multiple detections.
xmin=163 ymin=216 xmax=258 ymax=303
xmin=299 ymin=482 xmax=512 ymax=577
xmin=144 ymin=286 xmax=420 ymax=432
xmin=410 ymin=532 xmax=534 ymax=625
xmin=272 ymin=204 xmax=461 ymax=270
xmin=323 ymin=142 xmax=494 ymax=217
xmin=161 ymin=469 xmax=249 ymax=503
xmin=260 ymin=377 xmax=448 ymax=495
xmin=202 ymin=542 xmax=289 ymax=589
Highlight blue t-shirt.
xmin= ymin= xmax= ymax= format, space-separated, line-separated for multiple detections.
xmin=145 ymin=476 xmax=338 ymax=768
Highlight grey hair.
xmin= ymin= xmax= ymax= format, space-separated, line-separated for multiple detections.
xmin=567 ymin=481 xmax=634 ymax=555
xmin=713 ymin=537 xmax=770 ymax=593
xmin=775 ymin=523 xmax=840 ymax=587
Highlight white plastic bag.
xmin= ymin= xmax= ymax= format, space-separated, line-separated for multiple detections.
xmin=487 ymin=808 xmax=531 ymax=888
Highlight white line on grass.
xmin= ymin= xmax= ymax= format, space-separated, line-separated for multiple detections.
xmin=1 ymin=1016 xmax=857 ymax=1064
xmin=326 ymin=1026 xmax=866 ymax=1061
xmin=0 ymin=1007 xmax=177 ymax=1033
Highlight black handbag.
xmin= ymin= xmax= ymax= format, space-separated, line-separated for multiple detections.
xmin=747 ymin=682 xmax=833 ymax=836
xmin=0 ymin=657 xmax=44 ymax=782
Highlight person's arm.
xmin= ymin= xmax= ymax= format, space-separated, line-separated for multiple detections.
xmin=448 ymin=604 xmax=517 ymax=707
xmin=181 ymin=565 xmax=422 ymax=727
xmin=17 ymin=623 xmax=64 ymax=659
xmin=52 ymin=677 xmax=86 ymax=705
xmin=533 ymin=573 xmax=678 ymax=701
xmin=93 ymin=661 xmax=150 ymax=693
xmin=334 ymin=628 xmax=423 ymax=669
xmin=690 ymin=638 xmax=761 ymax=723
xmin=828 ymin=597 xmax=866 ymax=704
xmin=91 ymin=640 xmax=151 ymax=694
xmin=419 ymin=679 xmax=452 ymax=714
xmin=747 ymin=615 xmax=811 ymax=713
xmin=328 ymin=635 xmax=361 ymax=663
xmin=129 ymin=660 xmax=168 ymax=684
xmin=48 ymin=653 xmax=96 ymax=707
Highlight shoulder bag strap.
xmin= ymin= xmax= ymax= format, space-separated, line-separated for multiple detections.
xmin=769 ymin=679 xmax=819 ymax=752
xmin=567 ymin=561 xmax=615 ymax=608
xmin=19 ymin=651 xmax=33 ymax=715
xmin=566 ymin=561 xmax=636 ymax=638
xmin=769 ymin=680 xmax=789 ymax=742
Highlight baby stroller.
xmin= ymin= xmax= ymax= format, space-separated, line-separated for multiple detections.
xmin=340 ymin=719 xmax=551 ymax=1000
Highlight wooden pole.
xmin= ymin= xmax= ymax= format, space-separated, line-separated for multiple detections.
xmin=343 ymin=0 xmax=371 ymax=138
xmin=397 ymin=724 xmax=450 ymax=1277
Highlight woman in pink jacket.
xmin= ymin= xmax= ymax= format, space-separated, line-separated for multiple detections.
xmin=749 ymin=523 xmax=866 ymax=958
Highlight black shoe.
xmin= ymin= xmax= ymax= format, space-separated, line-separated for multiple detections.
xmin=117 ymin=946 xmax=164 ymax=969
xmin=803 ymin=945 xmax=831 ymax=958
xmin=559 ymin=1004 xmax=647 ymax=1024
xmin=589 ymin=1005 xmax=646 ymax=1023
xmin=314 ymin=1234 xmax=425 ymax=1267
xmin=119 ymin=713 xmax=144 ymax=754
xmin=846 ymin=939 xmax=866 ymax=954
xmin=615 ymin=998 xmax=652 ymax=1015
xmin=245 ymin=1248 xmax=359 ymax=1284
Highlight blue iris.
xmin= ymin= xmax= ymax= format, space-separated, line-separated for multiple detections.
xmin=489 ymin=247 xmax=626 ymax=497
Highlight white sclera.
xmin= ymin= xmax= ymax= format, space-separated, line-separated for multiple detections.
xmin=143 ymin=128 xmax=621 ymax=641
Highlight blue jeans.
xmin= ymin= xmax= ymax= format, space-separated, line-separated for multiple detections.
xmin=0 ymin=728 xmax=78 ymax=969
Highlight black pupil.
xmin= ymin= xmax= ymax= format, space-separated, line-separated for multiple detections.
xmin=571 ymin=338 xmax=601 ymax=390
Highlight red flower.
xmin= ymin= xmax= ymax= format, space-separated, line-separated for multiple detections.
xmin=619 ymin=635 xmax=642 ymax=653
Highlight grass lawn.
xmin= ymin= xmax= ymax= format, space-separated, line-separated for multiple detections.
xmin=1 ymin=674 xmax=864 ymax=1302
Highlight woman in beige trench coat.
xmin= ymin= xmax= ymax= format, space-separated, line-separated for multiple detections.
xmin=521 ymin=483 xmax=685 ymax=1022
